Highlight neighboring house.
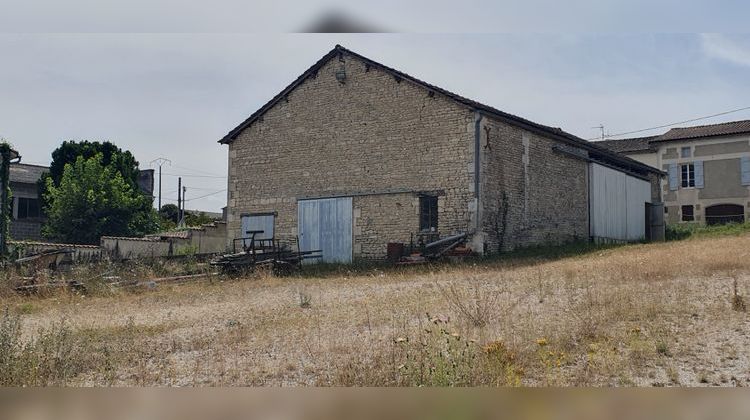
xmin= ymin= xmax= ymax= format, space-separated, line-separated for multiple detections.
xmin=598 ymin=120 xmax=750 ymax=225
xmin=9 ymin=162 xmax=158 ymax=242
xmin=9 ymin=163 xmax=46 ymax=241
xmin=220 ymin=45 xmax=663 ymax=262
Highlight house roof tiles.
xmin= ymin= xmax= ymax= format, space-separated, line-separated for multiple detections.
xmin=654 ymin=119 xmax=750 ymax=142
xmin=595 ymin=136 xmax=657 ymax=153
xmin=10 ymin=163 xmax=48 ymax=185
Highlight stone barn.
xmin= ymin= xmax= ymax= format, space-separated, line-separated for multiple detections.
xmin=220 ymin=45 xmax=663 ymax=262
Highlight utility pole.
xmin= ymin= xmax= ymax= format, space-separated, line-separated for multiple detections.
xmin=182 ymin=186 xmax=187 ymax=226
xmin=177 ymin=177 xmax=182 ymax=226
xmin=149 ymin=157 xmax=171 ymax=210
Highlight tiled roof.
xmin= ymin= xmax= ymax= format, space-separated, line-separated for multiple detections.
xmin=654 ymin=119 xmax=750 ymax=142
xmin=219 ymin=45 xmax=660 ymax=176
xmin=10 ymin=163 xmax=48 ymax=185
xmin=100 ymin=236 xmax=162 ymax=242
xmin=595 ymin=136 xmax=657 ymax=153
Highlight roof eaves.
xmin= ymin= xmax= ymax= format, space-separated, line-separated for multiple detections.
xmin=651 ymin=131 xmax=750 ymax=143
xmin=218 ymin=46 xmax=343 ymax=144
xmin=219 ymin=45 xmax=662 ymax=176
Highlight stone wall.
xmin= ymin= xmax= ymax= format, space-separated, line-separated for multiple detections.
xmin=352 ymin=192 xmax=420 ymax=258
xmin=648 ymin=171 xmax=662 ymax=203
xmin=102 ymin=222 xmax=229 ymax=260
xmin=226 ymin=52 xmax=475 ymax=257
xmin=478 ymin=116 xmax=590 ymax=252
xmin=225 ymin=49 xmax=660 ymax=259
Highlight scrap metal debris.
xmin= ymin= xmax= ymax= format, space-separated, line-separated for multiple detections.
xmin=211 ymin=230 xmax=321 ymax=274
xmin=397 ymin=232 xmax=471 ymax=265
xmin=14 ymin=249 xmax=74 ymax=272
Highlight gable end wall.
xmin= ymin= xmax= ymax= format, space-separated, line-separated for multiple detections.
xmin=226 ymin=53 xmax=475 ymax=257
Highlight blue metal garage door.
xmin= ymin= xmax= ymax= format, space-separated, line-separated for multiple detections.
xmin=298 ymin=197 xmax=352 ymax=263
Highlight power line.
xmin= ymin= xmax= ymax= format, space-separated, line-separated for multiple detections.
xmin=158 ymin=189 xmax=227 ymax=202
xmin=592 ymin=105 xmax=750 ymax=140
xmin=161 ymin=172 xmax=227 ymax=179
xmin=171 ymin=164 xmax=226 ymax=177
xmin=185 ymin=189 xmax=227 ymax=201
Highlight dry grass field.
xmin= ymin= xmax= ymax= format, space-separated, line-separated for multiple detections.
xmin=2 ymin=232 xmax=750 ymax=386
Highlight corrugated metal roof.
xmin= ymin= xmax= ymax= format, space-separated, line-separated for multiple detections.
xmin=654 ymin=119 xmax=750 ymax=142
xmin=9 ymin=240 xmax=100 ymax=249
xmin=10 ymin=163 xmax=48 ymax=185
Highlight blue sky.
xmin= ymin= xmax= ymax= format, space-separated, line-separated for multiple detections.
xmin=2 ymin=33 xmax=750 ymax=211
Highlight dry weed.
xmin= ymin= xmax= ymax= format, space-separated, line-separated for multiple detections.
xmin=2 ymin=233 xmax=750 ymax=386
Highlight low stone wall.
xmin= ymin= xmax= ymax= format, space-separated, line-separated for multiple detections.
xmin=101 ymin=222 xmax=228 ymax=260
xmin=185 ymin=222 xmax=227 ymax=255
xmin=100 ymin=236 xmax=181 ymax=260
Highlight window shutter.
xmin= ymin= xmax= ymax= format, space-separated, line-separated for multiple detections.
xmin=742 ymin=156 xmax=750 ymax=186
xmin=668 ymin=164 xmax=678 ymax=191
xmin=694 ymin=160 xmax=704 ymax=189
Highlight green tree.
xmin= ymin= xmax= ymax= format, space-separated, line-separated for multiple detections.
xmin=38 ymin=140 xmax=141 ymax=208
xmin=42 ymin=154 xmax=159 ymax=244
xmin=159 ymin=204 xmax=180 ymax=224
xmin=185 ymin=211 xmax=217 ymax=227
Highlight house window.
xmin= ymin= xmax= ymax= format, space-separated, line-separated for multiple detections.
xmin=681 ymin=163 xmax=695 ymax=188
xmin=681 ymin=205 xmax=694 ymax=222
xmin=16 ymin=197 xmax=41 ymax=219
xmin=419 ymin=195 xmax=438 ymax=232
xmin=681 ymin=147 xmax=691 ymax=158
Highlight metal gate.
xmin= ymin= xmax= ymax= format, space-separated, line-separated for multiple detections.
xmin=298 ymin=197 xmax=353 ymax=263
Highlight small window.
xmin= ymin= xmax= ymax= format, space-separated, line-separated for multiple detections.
xmin=16 ymin=197 xmax=41 ymax=219
xmin=419 ymin=196 xmax=438 ymax=232
xmin=681 ymin=163 xmax=695 ymax=188
xmin=681 ymin=147 xmax=691 ymax=158
xmin=681 ymin=205 xmax=694 ymax=222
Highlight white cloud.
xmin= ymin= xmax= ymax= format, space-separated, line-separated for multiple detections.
xmin=701 ymin=33 xmax=750 ymax=67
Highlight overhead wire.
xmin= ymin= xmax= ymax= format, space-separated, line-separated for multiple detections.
xmin=591 ymin=105 xmax=750 ymax=140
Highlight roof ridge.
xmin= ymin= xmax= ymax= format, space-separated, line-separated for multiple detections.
xmin=220 ymin=44 xmax=660 ymax=176
xmin=10 ymin=162 xmax=49 ymax=169
xmin=667 ymin=118 xmax=750 ymax=131
xmin=598 ymin=135 xmax=660 ymax=142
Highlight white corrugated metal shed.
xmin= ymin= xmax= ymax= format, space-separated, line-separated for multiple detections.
xmin=589 ymin=163 xmax=652 ymax=242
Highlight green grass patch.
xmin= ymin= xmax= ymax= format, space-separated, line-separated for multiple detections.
xmin=666 ymin=222 xmax=750 ymax=241
xmin=14 ymin=302 xmax=39 ymax=315
xmin=292 ymin=240 xmax=624 ymax=279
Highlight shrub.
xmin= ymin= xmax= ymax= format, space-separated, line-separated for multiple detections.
xmin=0 ymin=309 xmax=81 ymax=386
xmin=439 ymin=281 xmax=499 ymax=328
xmin=732 ymin=278 xmax=746 ymax=312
